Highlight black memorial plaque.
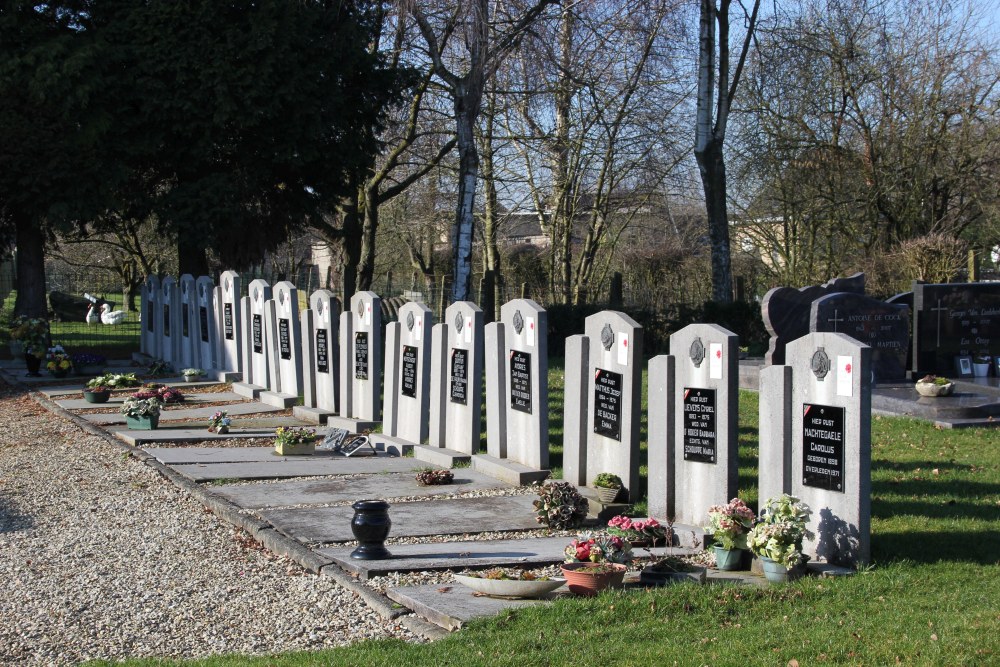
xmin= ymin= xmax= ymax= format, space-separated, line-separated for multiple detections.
xmin=199 ymin=306 xmax=209 ymax=343
xmin=509 ymin=350 xmax=532 ymax=413
xmin=163 ymin=305 xmax=171 ymax=336
xmin=593 ymin=369 xmax=623 ymax=441
xmin=316 ymin=329 xmax=329 ymax=374
xmin=182 ymin=306 xmax=189 ymax=338
xmin=146 ymin=301 xmax=154 ymax=332
xmin=401 ymin=345 xmax=418 ymax=398
xmin=913 ymin=282 xmax=1000 ymax=375
xmin=278 ymin=318 xmax=291 ymax=360
xmin=223 ymin=303 xmax=234 ymax=340
xmin=355 ymin=332 xmax=369 ymax=379
xmin=802 ymin=403 xmax=845 ymax=492
xmin=450 ymin=348 xmax=468 ymax=405
xmin=683 ymin=388 xmax=717 ymax=463
xmin=252 ymin=314 xmax=263 ymax=354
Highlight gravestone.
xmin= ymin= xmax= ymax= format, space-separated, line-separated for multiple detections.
xmin=810 ymin=292 xmax=909 ymax=382
xmin=261 ymin=281 xmax=302 ymax=408
xmin=178 ymin=274 xmax=198 ymax=369
xmin=762 ymin=272 xmax=865 ymax=364
xmin=195 ymin=276 xmax=217 ymax=372
xmin=233 ymin=279 xmax=272 ymax=398
xmin=383 ymin=301 xmax=433 ymax=446
xmin=562 ymin=311 xmax=644 ymax=502
xmin=476 ymin=299 xmax=550 ymax=484
xmin=759 ymin=331 xmax=872 ymax=567
xmin=295 ymin=289 xmax=341 ymax=423
xmin=647 ymin=323 xmax=738 ymax=525
xmin=912 ymin=282 xmax=1000 ymax=376
xmin=328 ymin=291 xmax=381 ymax=432
xmin=160 ymin=276 xmax=180 ymax=366
xmin=217 ymin=271 xmax=242 ymax=378
xmin=141 ymin=275 xmax=160 ymax=359
xmin=425 ymin=301 xmax=484 ymax=460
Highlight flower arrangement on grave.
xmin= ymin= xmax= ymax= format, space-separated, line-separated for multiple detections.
xmin=207 ymin=410 xmax=231 ymax=433
xmin=706 ymin=498 xmax=755 ymax=551
xmin=133 ymin=384 xmax=185 ymax=404
xmin=606 ymin=515 xmax=669 ymax=545
xmin=564 ymin=532 xmax=633 ymax=565
xmin=85 ymin=385 xmax=110 ymax=394
xmin=469 ymin=568 xmax=553 ymax=581
xmin=121 ymin=396 xmax=162 ymax=419
xmin=89 ymin=372 xmax=141 ymax=389
xmin=9 ymin=316 xmax=50 ymax=358
xmin=747 ymin=494 xmax=811 ymax=568
xmin=146 ymin=359 xmax=173 ymax=376
xmin=415 ymin=469 xmax=454 ymax=486
xmin=181 ymin=368 xmax=205 ymax=382
xmin=274 ymin=426 xmax=318 ymax=456
xmin=71 ymin=352 xmax=106 ymax=369
xmin=45 ymin=346 xmax=73 ymax=375
xmin=533 ymin=481 xmax=589 ymax=529
xmin=914 ymin=374 xmax=954 ymax=397
xmin=82 ymin=384 xmax=112 ymax=404
xmin=593 ymin=472 xmax=624 ymax=503
xmin=974 ymin=353 xmax=991 ymax=364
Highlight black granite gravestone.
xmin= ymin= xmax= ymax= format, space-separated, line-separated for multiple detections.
xmin=912 ymin=282 xmax=1000 ymax=375
xmin=810 ymin=292 xmax=909 ymax=382
xmin=762 ymin=273 xmax=866 ymax=364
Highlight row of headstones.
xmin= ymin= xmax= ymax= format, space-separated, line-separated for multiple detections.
xmin=763 ymin=272 xmax=1000 ymax=380
xmin=140 ymin=273 xmax=870 ymax=568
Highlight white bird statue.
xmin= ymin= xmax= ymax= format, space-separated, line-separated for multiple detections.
xmin=85 ymin=304 xmax=99 ymax=325
xmin=100 ymin=303 xmax=127 ymax=325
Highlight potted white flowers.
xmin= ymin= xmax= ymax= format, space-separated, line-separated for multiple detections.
xmin=121 ymin=395 xmax=162 ymax=430
xmin=273 ymin=427 xmax=318 ymax=456
xmin=747 ymin=494 xmax=811 ymax=583
xmin=706 ymin=497 xmax=755 ymax=571
xmin=182 ymin=368 xmax=205 ymax=382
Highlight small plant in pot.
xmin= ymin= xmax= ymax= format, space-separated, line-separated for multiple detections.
xmin=593 ymin=472 xmax=624 ymax=503
xmin=415 ymin=468 xmax=454 ymax=486
xmin=747 ymin=494 xmax=812 ymax=583
xmin=83 ymin=385 xmax=112 ymax=404
xmin=561 ymin=532 xmax=631 ymax=596
xmin=914 ymin=374 xmax=954 ymax=397
xmin=706 ymin=497 xmax=755 ymax=571
xmin=182 ymin=368 xmax=205 ymax=382
xmin=121 ymin=396 xmax=162 ymax=430
xmin=207 ymin=410 xmax=231 ymax=434
xmin=533 ymin=481 xmax=589 ymax=529
xmin=274 ymin=426 xmax=318 ymax=456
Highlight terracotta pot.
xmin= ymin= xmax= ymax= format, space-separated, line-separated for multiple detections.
xmin=560 ymin=562 xmax=627 ymax=596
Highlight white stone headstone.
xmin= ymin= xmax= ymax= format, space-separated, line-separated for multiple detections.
xmin=195 ymin=276 xmax=216 ymax=371
xmin=217 ymin=271 xmax=242 ymax=375
xmin=302 ymin=289 xmax=340 ymax=413
xmin=384 ymin=301 xmax=433 ymax=444
xmin=160 ymin=276 xmax=179 ymax=366
xmin=242 ymin=279 xmax=272 ymax=389
xmin=338 ymin=291 xmax=382 ymax=423
xmin=178 ymin=274 xmax=197 ymax=369
xmin=264 ymin=281 xmax=302 ymax=399
xmin=141 ymin=275 xmax=160 ymax=358
xmin=429 ymin=301 xmax=483 ymax=454
xmin=761 ymin=332 xmax=872 ymax=567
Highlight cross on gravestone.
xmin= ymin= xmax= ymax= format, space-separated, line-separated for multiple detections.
xmin=827 ymin=310 xmax=845 ymax=330
xmin=912 ymin=282 xmax=1000 ymax=375
xmin=931 ymin=299 xmax=948 ymax=347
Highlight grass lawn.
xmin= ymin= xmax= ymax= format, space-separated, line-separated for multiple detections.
xmin=89 ymin=373 xmax=1000 ymax=667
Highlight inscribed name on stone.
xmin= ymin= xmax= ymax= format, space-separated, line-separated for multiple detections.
xmin=510 ymin=350 xmax=532 ymax=413
xmin=913 ymin=282 xmax=1000 ymax=375
xmin=810 ymin=292 xmax=909 ymax=382
xmin=683 ymin=387 xmax=717 ymax=463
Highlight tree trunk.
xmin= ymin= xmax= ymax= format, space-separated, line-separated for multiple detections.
xmin=13 ymin=219 xmax=48 ymax=318
xmin=451 ymin=93 xmax=480 ymax=303
xmin=358 ymin=185 xmax=378 ymax=291
xmin=696 ymin=137 xmax=733 ymax=303
xmin=341 ymin=196 xmax=362 ymax=305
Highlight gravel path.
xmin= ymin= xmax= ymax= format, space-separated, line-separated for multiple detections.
xmin=0 ymin=381 xmax=416 ymax=666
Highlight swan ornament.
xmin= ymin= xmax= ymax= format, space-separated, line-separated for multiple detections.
xmin=85 ymin=304 xmax=100 ymax=325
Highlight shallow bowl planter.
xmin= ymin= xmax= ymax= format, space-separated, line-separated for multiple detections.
xmin=453 ymin=574 xmax=565 ymax=599
xmin=915 ymin=381 xmax=954 ymax=397
xmin=560 ymin=562 xmax=627 ymax=596
xmin=274 ymin=441 xmax=316 ymax=456
xmin=83 ymin=390 xmax=111 ymax=404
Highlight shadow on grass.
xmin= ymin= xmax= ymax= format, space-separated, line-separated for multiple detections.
xmin=872 ymin=529 xmax=1000 ymax=565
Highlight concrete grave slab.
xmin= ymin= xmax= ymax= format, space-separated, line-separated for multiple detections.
xmin=56 ymin=391 xmax=245 ymax=411
xmin=386 ymin=583 xmax=555 ymax=631
xmin=260 ymin=494 xmax=540 ymax=543
xmin=82 ymin=401 xmax=282 ymax=424
xmin=168 ymin=455 xmax=425 ymax=481
xmin=214 ymin=469 xmax=508 ymax=509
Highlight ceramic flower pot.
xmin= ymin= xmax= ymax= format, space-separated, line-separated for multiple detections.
xmin=759 ymin=556 xmax=804 ymax=583
xmin=973 ymin=362 xmax=990 ymax=378
xmin=714 ymin=546 xmax=744 ymax=571
xmin=126 ymin=414 xmax=159 ymax=430
xmin=596 ymin=486 xmax=621 ymax=504
xmin=560 ymin=562 xmax=627 ymax=596
xmin=915 ymin=381 xmax=954 ymax=397
xmin=83 ymin=390 xmax=111 ymax=404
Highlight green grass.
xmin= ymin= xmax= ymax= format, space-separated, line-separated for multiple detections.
xmin=85 ymin=372 xmax=1000 ymax=666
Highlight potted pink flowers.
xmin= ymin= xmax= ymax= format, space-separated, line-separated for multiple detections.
xmin=561 ymin=533 xmax=632 ymax=596
xmin=605 ymin=515 xmax=669 ymax=547
xmin=706 ymin=497 xmax=756 ymax=571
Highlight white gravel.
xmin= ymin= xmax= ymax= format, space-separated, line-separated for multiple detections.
xmin=0 ymin=383 xmax=416 ymax=666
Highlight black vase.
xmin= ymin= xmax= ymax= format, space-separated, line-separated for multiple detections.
xmin=350 ymin=500 xmax=392 ymax=560
xmin=24 ymin=353 xmax=41 ymax=377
